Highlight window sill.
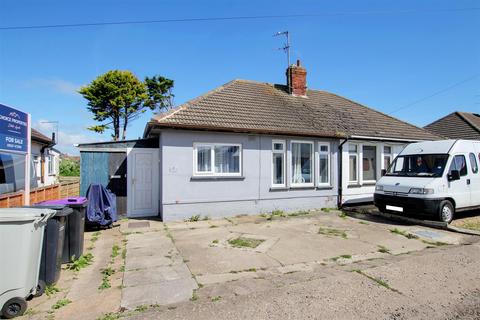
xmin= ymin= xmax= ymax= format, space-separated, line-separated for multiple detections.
xmin=190 ymin=176 xmax=245 ymax=181
xmin=362 ymin=182 xmax=377 ymax=186
xmin=289 ymin=185 xmax=316 ymax=190
xmin=270 ymin=186 xmax=289 ymax=191
xmin=347 ymin=184 xmax=362 ymax=188
xmin=316 ymin=185 xmax=333 ymax=190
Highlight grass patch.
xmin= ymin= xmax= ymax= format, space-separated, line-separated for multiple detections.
xmin=67 ymin=253 xmax=93 ymax=271
xmin=318 ymin=227 xmax=347 ymax=239
xmin=187 ymin=215 xmax=201 ymax=222
xmin=97 ymin=313 xmax=121 ymax=320
xmin=321 ymin=208 xmax=332 ymax=213
xmin=389 ymin=228 xmax=419 ymax=239
xmin=421 ymin=239 xmax=449 ymax=246
xmin=51 ymin=299 xmax=71 ymax=310
xmin=228 ymin=237 xmax=264 ymax=248
xmin=456 ymin=220 xmax=480 ymax=231
xmin=352 ymin=269 xmax=400 ymax=293
xmin=338 ymin=212 xmax=348 ymax=219
xmin=111 ymin=244 xmax=120 ymax=259
xmin=45 ymin=284 xmax=61 ymax=297
xmin=288 ymin=210 xmax=310 ymax=217
xmin=377 ymin=245 xmax=391 ymax=254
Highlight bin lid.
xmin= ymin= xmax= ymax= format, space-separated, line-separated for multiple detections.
xmin=40 ymin=196 xmax=88 ymax=207
xmin=29 ymin=204 xmax=73 ymax=216
xmin=0 ymin=208 xmax=56 ymax=222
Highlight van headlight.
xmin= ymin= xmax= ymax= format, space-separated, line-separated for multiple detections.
xmin=375 ymin=185 xmax=384 ymax=191
xmin=409 ymin=188 xmax=434 ymax=195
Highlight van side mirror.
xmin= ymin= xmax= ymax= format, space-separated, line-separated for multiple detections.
xmin=448 ymin=170 xmax=460 ymax=181
xmin=381 ymin=169 xmax=387 ymax=177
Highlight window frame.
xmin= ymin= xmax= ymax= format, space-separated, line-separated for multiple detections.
xmin=271 ymin=140 xmax=286 ymax=187
xmin=48 ymin=154 xmax=55 ymax=175
xmin=469 ymin=153 xmax=478 ymax=174
xmin=449 ymin=154 xmax=468 ymax=177
xmin=383 ymin=145 xmax=393 ymax=170
xmin=362 ymin=144 xmax=378 ymax=183
xmin=348 ymin=143 xmax=359 ymax=184
xmin=290 ymin=140 xmax=314 ymax=188
xmin=317 ymin=142 xmax=331 ymax=187
xmin=193 ymin=143 xmax=242 ymax=177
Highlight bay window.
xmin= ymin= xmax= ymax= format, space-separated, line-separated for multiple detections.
xmin=318 ymin=143 xmax=330 ymax=186
xmin=194 ymin=143 xmax=241 ymax=176
xmin=348 ymin=144 xmax=358 ymax=183
xmin=362 ymin=145 xmax=377 ymax=182
xmin=291 ymin=141 xmax=313 ymax=187
xmin=272 ymin=140 xmax=285 ymax=187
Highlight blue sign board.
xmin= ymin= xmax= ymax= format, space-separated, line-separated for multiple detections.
xmin=0 ymin=104 xmax=29 ymax=153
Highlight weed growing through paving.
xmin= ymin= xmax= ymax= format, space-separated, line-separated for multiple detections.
xmin=228 ymin=237 xmax=265 ymax=248
xmin=288 ymin=210 xmax=310 ymax=217
xmin=99 ymin=267 xmax=115 ymax=290
xmin=389 ymin=228 xmax=419 ymax=239
xmin=457 ymin=220 xmax=480 ymax=231
xmin=321 ymin=208 xmax=332 ymax=213
xmin=318 ymin=227 xmax=347 ymax=239
xmin=209 ymin=225 xmax=218 ymax=228
xmin=191 ymin=290 xmax=199 ymax=301
xmin=351 ymin=269 xmax=400 ymax=293
xmin=135 ymin=305 xmax=148 ymax=312
xmin=338 ymin=212 xmax=348 ymax=219
xmin=377 ymin=245 xmax=391 ymax=254
xmin=91 ymin=231 xmax=101 ymax=242
xmin=359 ymin=221 xmax=369 ymax=225
xmin=202 ymin=216 xmax=210 ymax=221
xmin=211 ymin=296 xmax=222 ymax=302
xmin=421 ymin=239 xmax=449 ymax=246
xmin=111 ymin=244 xmax=120 ymax=259
xmin=45 ymin=284 xmax=61 ymax=297
xmin=187 ymin=215 xmax=201 ymax=222
xmin=97 ymin=312 xmax=121 ymax=320
xmin=212 ymin=239 xmax=219 ymax=244
xmin=51 ymin=299 xmax=71 ymax=310
xmin=23 ymin=308 xmax=37 ymax=316
xmin=68 ymin=253 xmax=94 ymax=271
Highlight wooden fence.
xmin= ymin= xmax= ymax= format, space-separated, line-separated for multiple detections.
xmin=0 ymin=181 xmax=80 ymax=208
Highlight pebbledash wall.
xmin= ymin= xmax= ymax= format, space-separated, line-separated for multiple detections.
xmin=159 ymin=129 xmax=339 ymax=221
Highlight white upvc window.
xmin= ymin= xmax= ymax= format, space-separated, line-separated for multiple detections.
xmin=383 ymin=145 xmax=392 ymax=170
xmin=272 ymin=140 xmax=286 ymax=187
xmin=193 ymin=143 xmax=242 ymax=176
xmin=291 ymin=140 xmax=314 ymax=187
xmin=318 ymin=142 xmax=331 ymax=186
xmin=348 ymin=143 xmax=359 ymax=184
xmin=362 ymin=144 xmax=377 ymax=183
xmin=48 ymin=155 xmax=55 ymax=175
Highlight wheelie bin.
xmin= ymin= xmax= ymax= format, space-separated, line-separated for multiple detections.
xmin=0 ymin=208 xmax=55 ymax=319
xmin=36 ymin=197 xmax=88 ymax=263
xmin=31 ymin=205 xmax=72 ymax=285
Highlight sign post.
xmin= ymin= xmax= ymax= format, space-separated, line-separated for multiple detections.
xmin=0 ymin=103 xmax=31 ymax=205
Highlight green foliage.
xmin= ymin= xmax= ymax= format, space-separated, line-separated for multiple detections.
xmin=68 ymin=253 xmax=94 ymax=271
xmin=59 ymin=158 xmax=80 ymax=177
xmin=111 ymin=244 xmax=120 ymax=259
xmin=45 ymin=285 xmax=61 ymax=297
xmin=187 ymin=215 xmax=201 ymax=222
xmin=51 ymin=299 xmax=71 ymax=310
xmin=318 ymin=227 xmax=347 ymax=239
xmin=79 ymin=70 xmax=174 ymax=141
xmin=228 ymin=237 xmax=264 ymax=248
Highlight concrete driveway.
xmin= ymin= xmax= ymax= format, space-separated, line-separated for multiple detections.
xmin=165 ymin=209 xmax=469 ymax=286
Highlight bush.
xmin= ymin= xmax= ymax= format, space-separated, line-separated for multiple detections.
xmin=59 ymin=158 xmax=80 ymax=177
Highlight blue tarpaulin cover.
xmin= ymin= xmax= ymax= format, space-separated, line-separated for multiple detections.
xmin=85 ymin=184 xmax=118 ymax=226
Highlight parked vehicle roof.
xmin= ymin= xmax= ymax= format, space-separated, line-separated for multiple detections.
xmin=146 ymin=79 xmax=439 ymax=141
xmin=400 ymin=140 xmax=462 ymax=155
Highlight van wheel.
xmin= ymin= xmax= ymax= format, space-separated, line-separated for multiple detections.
xmin=438 ymin=200 xmax=454 ymax=224
xmin=1 ymin=297 xmax=27 ymax=318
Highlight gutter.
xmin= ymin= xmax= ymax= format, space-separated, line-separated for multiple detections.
xmin=349 ymin=135 xmax=426 ymax=143
xmin=337 ymin=138 xmax=349 ymax=209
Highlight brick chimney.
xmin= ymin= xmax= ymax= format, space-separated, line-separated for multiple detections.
xmin=286 ymin=59 xmax=307 ymax=96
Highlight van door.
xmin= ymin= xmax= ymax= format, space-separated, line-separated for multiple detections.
xmin=447 ymin=154 xmax=471 ymax=209
xmin=468 ymin=152 xmax=480 ymax=206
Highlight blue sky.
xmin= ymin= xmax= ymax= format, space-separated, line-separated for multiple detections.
xmin=1 ymin=0 xmax=479 ymax=154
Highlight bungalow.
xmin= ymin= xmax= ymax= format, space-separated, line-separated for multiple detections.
xmin=79 ymin=61 xmax=438 ymax=220
xmin=424 ymin=111 xmax=480 ymax=140
xmin=31 ymin=128 xmax=59 ymax=187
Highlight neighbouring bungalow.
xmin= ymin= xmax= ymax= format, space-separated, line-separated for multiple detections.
xmin=79 ymin=61 xmax=438 ymax=220
xmin=424 ymin=111 xmax=480 ymax=140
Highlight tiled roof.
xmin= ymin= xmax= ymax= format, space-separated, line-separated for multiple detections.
xmin=424 ymin=112 xmax=480 ymax=140
xmin=31 ymin=128 xmax=52 ymax=144
xmin=148 ymin=79 xmax=439 ymax=141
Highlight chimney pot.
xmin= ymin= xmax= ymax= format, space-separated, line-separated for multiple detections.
xmin=286 ymin=60 xmax=307 ymax=96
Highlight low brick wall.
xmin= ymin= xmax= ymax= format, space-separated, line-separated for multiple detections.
xmin=0 ymin=181 xmax=80 ymax=208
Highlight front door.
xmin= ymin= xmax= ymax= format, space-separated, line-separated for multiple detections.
xmin=127 ymin=149 xmax=159 ymax=217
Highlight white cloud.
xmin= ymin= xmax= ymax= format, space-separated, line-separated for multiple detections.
xmin=25 ymin=78 xmax=81 ymax=95
xmin=34 ymin=119 xmax=102 ymax=155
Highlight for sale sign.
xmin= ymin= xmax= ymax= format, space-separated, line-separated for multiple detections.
xmin=0 ymin=103 xmax=29 ymax=153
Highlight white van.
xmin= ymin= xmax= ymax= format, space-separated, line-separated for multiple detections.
xmin=374 ymin=140 xmax=480 ymax=223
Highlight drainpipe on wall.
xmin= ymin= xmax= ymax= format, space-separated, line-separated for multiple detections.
xmin=337 ymin=138 xmax=349 ymax=209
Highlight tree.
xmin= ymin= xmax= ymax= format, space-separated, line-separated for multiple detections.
xmin=59 ymin=158 xmax=80 ymax=176
xmin=79 ymin=70 xmax=174 ymax=141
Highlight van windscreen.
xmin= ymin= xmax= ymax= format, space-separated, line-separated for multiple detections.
xmin=386 ymin=154 xmax=449 ymax=177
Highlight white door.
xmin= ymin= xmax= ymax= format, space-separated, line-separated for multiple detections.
xmin=127 ymin=149 xmax=159 ymax=217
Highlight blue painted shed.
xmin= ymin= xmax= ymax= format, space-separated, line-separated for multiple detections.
xmin=77 ymin=138 xmax=158 ymax=215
